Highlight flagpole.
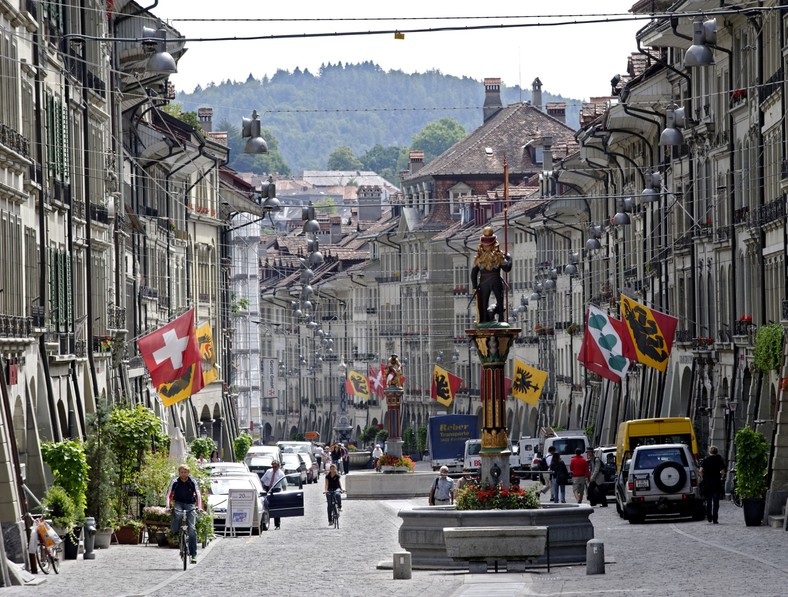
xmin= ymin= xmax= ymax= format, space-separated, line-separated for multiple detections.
xmin=503 ymin=157 xmax=509 ymax=321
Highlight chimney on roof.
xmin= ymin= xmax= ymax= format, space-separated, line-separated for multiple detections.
xmin=408 ymin=151 xmax=424 ymax=175
xmin=483 ymin=77 xmax=503 ymax=123
xmin=542 ymin=136 xmax=553 ymax=172
xmin=532 ymin=78 xmax=543 ymax=112
xmin=357 ymin=185 xmax=382 ymax=222
xmin=197 ymin=107 xmax=213 ymax=132
xmin=546 ymin=102 xmax=566 ymax=124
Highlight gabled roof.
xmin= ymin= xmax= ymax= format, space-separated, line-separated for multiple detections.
xmin=403 ymin=102 xmax=578 ymax=180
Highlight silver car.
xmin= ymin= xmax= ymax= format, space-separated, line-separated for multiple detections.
xmin=208 ymin=473 xmax=269 ymax=534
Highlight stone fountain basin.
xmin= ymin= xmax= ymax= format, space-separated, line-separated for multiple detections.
xmin=398 ymin=503 xmax=594 ymax=569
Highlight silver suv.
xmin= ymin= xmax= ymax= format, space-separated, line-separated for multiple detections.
xmin=615 ymin=443 xmax=704 ymax=524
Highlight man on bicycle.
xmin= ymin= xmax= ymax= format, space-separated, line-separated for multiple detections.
xmin=324 ymin=463 xmax=344 ymax=526
xmin=167 ymin=464 xmax=202 ymax=564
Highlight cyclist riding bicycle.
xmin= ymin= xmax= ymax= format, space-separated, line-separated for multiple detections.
xmin=324 ymin=463 xmax=344 ymax=526
xmin=167 ymin=464 xmax=202 ymax=564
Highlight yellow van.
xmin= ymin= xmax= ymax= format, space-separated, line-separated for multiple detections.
xmin=615 ymin=417 xmax=698 ymax=472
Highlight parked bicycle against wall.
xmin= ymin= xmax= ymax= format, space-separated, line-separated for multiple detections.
xmin=24 ymin=511 xmax=60 ymax=575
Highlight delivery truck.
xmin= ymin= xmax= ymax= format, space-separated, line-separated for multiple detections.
xmin=427 ymin=414 xmax=479 ymax=473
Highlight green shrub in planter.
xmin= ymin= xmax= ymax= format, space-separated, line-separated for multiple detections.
xmin=734 ymin=426 xmax=769 ymax=498
xmin=190 ymin=436 xmax=217 ymax=460
xmin=42 ymin=485 xmax=78 ymax=535
xmin=753 ymin=323 xmax=784 ymax=372
xmin=40 ymin=439 xmax=89 ymax=519
xmin=233 ymin=431 xmax=253 ymax=462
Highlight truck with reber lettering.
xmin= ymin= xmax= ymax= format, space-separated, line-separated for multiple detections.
xmin=427 ymin=414 xmax=479 ymax=474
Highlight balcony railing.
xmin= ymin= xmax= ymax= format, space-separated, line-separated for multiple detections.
xmin=754 ymin=198 xmax=785 ymax=226
xmin=107 ymin=305 xmax=126 ymax=330
xmin=0 ymin=314 xmax=32 ymax=338
xmin=0 ymin=123 xmax=31 ymax=158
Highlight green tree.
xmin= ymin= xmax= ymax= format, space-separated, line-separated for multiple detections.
xmin=411 ymin=118 xmax=466 ymax=163
xmin=162 ymin=103 xmax=202 ymax=131
xmin=417 ymin=425 xmax=428 ymax=454
xmin=85 ymin=398 xmax=118 ymax=529
xmin=314 ymin=197 xmax=337 ymax=215
xmin=360 ymin=425 xmax=380 ymax=446
xmin=327 ymin=145 xmax=363 ymax=170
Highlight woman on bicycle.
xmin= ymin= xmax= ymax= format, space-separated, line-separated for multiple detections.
xmin=324 ymin=464 xmax=343 ymax=526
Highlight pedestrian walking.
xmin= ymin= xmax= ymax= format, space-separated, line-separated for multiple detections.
xmin=700 ymin=445 xmax=726 ymax=524
xmin=550 ymin=453 xmax=569 ymax=503
xmin=569 ymin=448 xmax=589 ymax=503
xmin=539 ymin=446 xmax=556 ymax=500
xmin=428 ymin=466 xmax=455 ymax=506
xmin=372 ymin=444 xmax=383 ymax=471
xmin=341 ymin=443 xmax=350 ymax=475
xmin=330 ymin=444 xmax=344 ymax=474
xmin=587 ymin=448 xmax=608 ymax=507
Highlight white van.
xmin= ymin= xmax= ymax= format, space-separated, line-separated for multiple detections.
xmin=517 ymin=436 xmax=536 ymax=471
xmin=542 ymin=432 xmax=590 ymax=460
xmin=463 ymin=439 xmax=518 ymax=476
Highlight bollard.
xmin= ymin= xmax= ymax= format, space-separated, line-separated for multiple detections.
xmin=586 ymin=539 xmax=604 ymax=575
xmin=83 ymin=517 xmax=97 ymax=560
xmin=393 ymin=551 xmax=412 ymax=580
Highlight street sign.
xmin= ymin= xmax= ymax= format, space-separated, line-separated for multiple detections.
xmin=305 ymin=431 xmax=319 ymax=440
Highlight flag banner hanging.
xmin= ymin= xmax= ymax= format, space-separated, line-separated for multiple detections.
xmin=431 ymin=365 xmax=462 ymax=408
xmin=512 ymin=358 xmax=547 ymax=406
xmin=368 ymin=364 xmax=385 ymax=398
xmin=137 ymin=309 xmax=202 ymax=389
xmin=196 ymin=322 xmax=218 ymax=385
xmin=578 ymin=305 xmax=635 ymax=382
xmin=620 ymin=294 xmax=679 ymax=372
xmin=157 ymin=362 xmax=204 ymax=407
xmin=346 ymin=370 xmax=370 ymax=400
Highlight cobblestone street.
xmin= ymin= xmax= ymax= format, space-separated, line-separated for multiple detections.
xmin=5 ymin=473 xmax=788 ymax=597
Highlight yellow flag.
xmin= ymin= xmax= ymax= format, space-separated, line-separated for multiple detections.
xmin=347 ymin=370 xmax=370 ymax=400
xmin=157 ymin=363 xmax=204 ymax=407
xmin=431 ymin=365 xmax=462 ymax=407
xmin=196 ymin=322 xmax=218 ymax=385
xmin=512 ymin=358 xmax=547 ymax=406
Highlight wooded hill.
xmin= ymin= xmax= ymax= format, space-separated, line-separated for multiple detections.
xmin=174 ymin=62 xmax=581 ymax=175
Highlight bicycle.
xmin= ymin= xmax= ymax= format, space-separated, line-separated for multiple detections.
xmin=325 ymin=489 xmax=344 ymax=529
xmin=26 ymin=513 xmax=60 ymax=575
xmin=173 ymin=506 xmax=195 ymax=570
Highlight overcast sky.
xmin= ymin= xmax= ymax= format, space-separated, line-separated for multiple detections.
xmin=152 ymin=1 xmax=645 ymax=101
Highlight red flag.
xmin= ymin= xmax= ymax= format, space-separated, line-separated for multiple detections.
xmin=137 ymin=309 xmax=202 ymax=388
xmin=504 ymin=377 xmax=513 ymax=397
xmin=368 ymin=364 xmax=385 ymax=397
xmin=577 ymin=305 xmax=635 ymax=382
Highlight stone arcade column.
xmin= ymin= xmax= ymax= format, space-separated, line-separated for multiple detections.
xmin=467 ymin=326 xmax=520 ymax=489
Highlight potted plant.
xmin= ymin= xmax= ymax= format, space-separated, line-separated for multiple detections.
xmin=40 ymin=439 xmax=88 ymax=559
xmin=41 ymin=485 xmax=78 ymax=538
xmin=189 ymin=436 xmax=217 ymax=462
xmin=233 ymin=431 xmax=252 ymax=462
xmin=85 ymin=398 xmax=118 ymax=548
xmin=114 ymin=515 xmax=144 ymax=544
xmin=734 ymin=426 xmax=769 ymax=526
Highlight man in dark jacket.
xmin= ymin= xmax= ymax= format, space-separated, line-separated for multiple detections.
xmin=700 ymin=445 xmax=726 ymax=524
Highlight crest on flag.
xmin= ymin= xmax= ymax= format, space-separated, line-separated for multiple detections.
xmin=578 ymin=305 xmax=635 ymax=382
xmin=431 ymin=365 xmax=462 ymax=407
xmin=346 ymin=370 xmax=370 ymax=400
xmin=137 ymin=309 xmax=202 ymax=389
xmin=512 ymin=358 xmax=547 ymax=406
xmin=157 ymin=362 xmax=204 ymax=407
xmin=620 ymin=294 xmax=678 ymax=372
xmin=196 ymin=322 xmax=218 ymax=385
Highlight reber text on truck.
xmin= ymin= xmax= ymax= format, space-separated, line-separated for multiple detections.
xmin=427 ymin=414 xmax=479 ymax=473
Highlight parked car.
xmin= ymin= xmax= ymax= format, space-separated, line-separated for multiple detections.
xmin=246 ymin=454 xmax=276 ymax=480
xmin=615 ymin=443 xmax=704 ymax=524
xmin=204 ymin=462 xmax=249 ymax=476
xmin=244 ymin=445 xmax=282 ymax=466
xmin=280 ymin=453 xmax=307 ymax=488
xmin=208 ymin=473 xmax=268 ymax=535
xmin=299 ymin=452 xmax=320 ymax=484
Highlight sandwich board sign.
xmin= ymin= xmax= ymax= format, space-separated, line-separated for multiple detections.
xmin=227 ymin=488 xmax=255 ymax=536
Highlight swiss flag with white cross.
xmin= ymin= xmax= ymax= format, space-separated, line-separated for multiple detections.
xmin=137 ymin=309 xmax=202 ymax=389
